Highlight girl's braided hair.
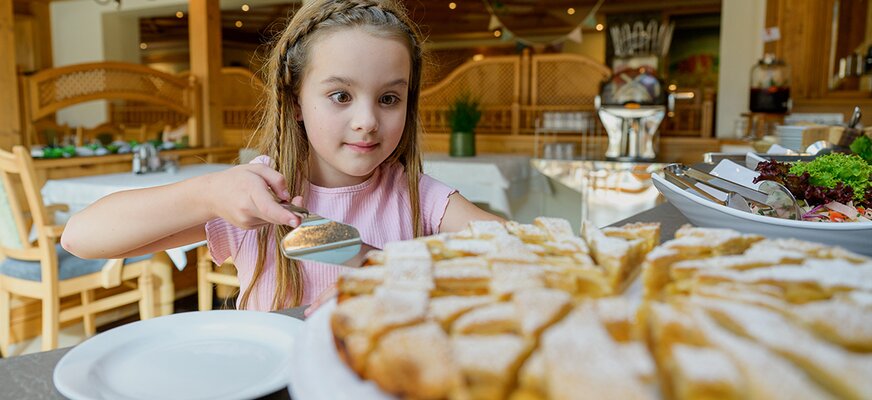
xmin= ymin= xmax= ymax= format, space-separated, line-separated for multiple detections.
xmin=241 ymin=0 xmax=425 ymax=310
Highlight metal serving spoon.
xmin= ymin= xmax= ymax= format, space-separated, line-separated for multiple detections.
xmin=279 ymin=203 xmax=376 ymax=267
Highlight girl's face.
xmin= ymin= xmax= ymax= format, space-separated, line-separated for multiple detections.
xmin=297 ymin=28 xmax=411 ymax=187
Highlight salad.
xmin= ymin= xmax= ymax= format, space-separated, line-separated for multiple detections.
xmin=754 ymin=153 xmax=872 ymax=222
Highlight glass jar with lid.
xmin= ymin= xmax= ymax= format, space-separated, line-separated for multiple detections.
xmin=749 ymin=54 xmax=791 ymax=113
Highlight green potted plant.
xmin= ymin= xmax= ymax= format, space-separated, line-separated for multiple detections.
xmin=447 ymin=93 xmax=481 ymax=157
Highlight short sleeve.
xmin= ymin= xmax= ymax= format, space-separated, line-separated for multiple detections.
xmin=204 ymin=218 xmax=249 ymax=264
xmin=419 ymin=174 xmax=457 ymax=235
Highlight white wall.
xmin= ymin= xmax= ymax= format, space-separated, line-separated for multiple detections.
xmin=717 ymin=0 xmax=767 ymax=138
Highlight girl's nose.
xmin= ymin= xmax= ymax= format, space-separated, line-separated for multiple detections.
xmin=350 ymin=103 xmax=379 ymax=133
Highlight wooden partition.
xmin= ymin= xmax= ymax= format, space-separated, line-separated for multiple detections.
xmin=419 ymin=50 xmax=717 ymax=160
xmin=21 ymin=62 xmax=201 ymax=147
xmin=111 ymin=67 xmax=263 ymax=148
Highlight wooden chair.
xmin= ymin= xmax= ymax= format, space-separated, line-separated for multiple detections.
xmin=0 ymin=146 xmax=157 ymax=355
xmin=75 ymin=123 xmax=126 ymax=147
xmin=31 ymin=120 xmax=73 ymax=147
xmin=196 ymin=246 xmax=239 ymax=311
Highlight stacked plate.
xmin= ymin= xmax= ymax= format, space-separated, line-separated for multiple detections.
xmin=774 ymin=125 xmax=808 ymax=152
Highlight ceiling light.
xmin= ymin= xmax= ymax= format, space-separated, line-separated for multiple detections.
xmin=448 ymin=2 xmax=456 ymax=9
xmin=175 ymin=11 xmax=183 ymax=18
xmin=472 ymin=54 xmax=484 ymax=61
xmin=493 ymin=29 xmax=502 ymax=38
xmin=595 ymin=23 xmax=604 ymax=31
xmin=668 ymin=84 xmax=677 ymax=91
xmin=567 ymin=8 xmax=575 ymax=15
xmin=139 ymin=42 xmax=148 ymax=50
xmin=235 ymin=20 xmax=243 ymax=28
xmin=241 ymin=4 xmax=250 ymax=12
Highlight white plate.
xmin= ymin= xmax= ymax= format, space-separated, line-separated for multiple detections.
xmin=652 ymin=173 xmax=872 ymax=256
xmin=289 ymin=299 xmax=394 ymax=400
xmin=54 ymin=310 xmax=303 ymax=400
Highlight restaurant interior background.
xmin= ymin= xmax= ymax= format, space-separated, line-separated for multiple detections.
xmin=1 ymin=0 xmax=872 ymax=355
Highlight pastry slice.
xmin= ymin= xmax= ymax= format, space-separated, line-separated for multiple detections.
xmin=688 ymin=306 xmax=836 ymax=400
xmin=452 ymin=334 xmax=532 ymax=400
xmin=542 ymin=306 xmax=656 ymax=400
xmin=337 ymin=266 xmax=385 ymax=301
xmin=515 ymin=350 xmax=546 ymax=399
xmin=469 ymin=220 xmax=509 ymax=239
xmin=452 ymin=302 xmax=519 ymax=335
xmin=443 ymin=238 xmax=497 ymax=258
xmin=366 ymin=322 xmax=461 ymax=399
xmin=592 ymin=297 xmax=636 ymax=342
xmin=485 ymin=236 xmax=540 ymax=264
xmin=533 ymin=217 xmax=575 ymax=240
xmin=668 ymin=344 xmax=744 ymax=400
xmin=694 ymin=297 xmax=872 ymax=399
xmin=506 ymin=221 xmax=549 ymax=243
xmin=512 ymin=288 xmax=572 ymax=339
xmin=489 ymin=263 xmax=546 ymax=299
xmin=695 ymin=260 xmax=872 ymax=302
xmin=602 ymin=222 xmax=661 ymax=253
xmin=582 ymin=222 xmax=647 ymax=293
xmin=617 ymin=342 xmax=657 ymax=383
xmin=433 ymin=257 xmax=491 ymax=295
xmin=384 ymin=240 xmax=434 ymax=291
xmin=428 ymin=295 xmax=494 ymax=329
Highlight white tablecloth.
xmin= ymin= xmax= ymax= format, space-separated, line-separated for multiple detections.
xmin=41 ymin=164 xmax=233 ymax=269
xmin=423 ymin=154 xmax=532 ymax=217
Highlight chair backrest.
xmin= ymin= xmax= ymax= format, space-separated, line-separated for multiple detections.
xmin=76 ymin=123 xmax=126 ymax=146
xmin=31 ymin=119 xmax=72 ymax=146
xmin=0 ymin=146 xmax=58 ymax=281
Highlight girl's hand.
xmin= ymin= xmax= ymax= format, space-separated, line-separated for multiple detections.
xmin=305 ymin=283 xmax=337 ymax=317
xmin=202 ymin=164 xmax=303 ymax=230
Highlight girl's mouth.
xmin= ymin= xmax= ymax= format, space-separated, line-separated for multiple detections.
xmin=344 ymin=142 xmax=379 ymax=153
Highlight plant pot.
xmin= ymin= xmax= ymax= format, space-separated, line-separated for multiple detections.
xmin=449 ymin=131 xmax=476 ymax=157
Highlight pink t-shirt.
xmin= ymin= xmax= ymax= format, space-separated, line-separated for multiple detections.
xmin=204 ymin=156 xmax=456 ymax=311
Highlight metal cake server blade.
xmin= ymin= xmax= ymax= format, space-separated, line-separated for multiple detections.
xmin=279 ymin=203 xmax=376 ymax=268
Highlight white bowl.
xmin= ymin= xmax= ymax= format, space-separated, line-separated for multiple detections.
xmin=652 ymin=173 xmax=872 ymax=256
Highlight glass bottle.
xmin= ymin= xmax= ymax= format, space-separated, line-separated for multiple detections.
xmin=749 ymin=54 xmax=791 ymax=113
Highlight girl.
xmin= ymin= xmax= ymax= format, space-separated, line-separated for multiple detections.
xmin=61 ymin=0 xmax=501 ymax=312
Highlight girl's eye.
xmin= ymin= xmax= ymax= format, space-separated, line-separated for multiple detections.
xmin=380 ymin=94 xmax=401 ymax=106
xmin=329 ymin=92 xmax=351 ymax=103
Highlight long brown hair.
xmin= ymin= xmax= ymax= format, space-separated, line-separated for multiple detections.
xmin=241 ymin=0 xmax=425 ymax=310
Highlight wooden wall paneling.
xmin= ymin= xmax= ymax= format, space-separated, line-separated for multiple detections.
xmin=0 ymin=0 xmax=20 ymax=151
xmin=29 ymin=0 xmax=51 ymax=70
xmin=188 ymin=0 xmax=224 ymax=148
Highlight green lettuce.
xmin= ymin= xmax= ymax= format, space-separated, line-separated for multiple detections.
xmin=789 ymin=153 xmax=872 ymax=202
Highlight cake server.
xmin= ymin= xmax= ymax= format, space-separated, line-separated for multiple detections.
xmin=279 ymin=203 xmax=376 ymax=268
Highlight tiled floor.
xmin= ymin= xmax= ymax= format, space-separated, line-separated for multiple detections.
xmin=3 ymin=294 xmax=232 ymax=358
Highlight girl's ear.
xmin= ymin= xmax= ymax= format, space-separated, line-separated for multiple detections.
xmin=294 ymin=105 xmax=303 ymax=121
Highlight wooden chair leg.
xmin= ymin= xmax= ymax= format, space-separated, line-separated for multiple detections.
xmin=0 ymin=289 xmax=10 ymax=357
xmin=138 ymin=266 xmax=155 ymax=320
xmin=197 ymin=247 xmax=214 ymax=311
xmin=81 ymin=290 xmax=96 ymax=336
xmin=150 ymin=252 xmax=175 ymax=316
xmin=41 ymin=295 xmax=60 ymax=351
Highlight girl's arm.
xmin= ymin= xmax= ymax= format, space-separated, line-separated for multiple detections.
xmin=61 ymin=164 xmax=302 ymax=259
xmin=438 ymin=192 xmax=505 ymax=233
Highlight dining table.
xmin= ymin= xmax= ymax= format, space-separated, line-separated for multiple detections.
xmin=0 ymin=202 xmax=690 ymax=400
xmin=423 ymin=153 xmax=539 ymax=218
xmin=38 ymin=163 xmax=233 ymax=316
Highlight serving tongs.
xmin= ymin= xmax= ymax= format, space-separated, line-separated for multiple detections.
xmin=663 ymin=164 xmax=802 ymax=220
xmin=279 ymin=203 xmax=375 ymax=268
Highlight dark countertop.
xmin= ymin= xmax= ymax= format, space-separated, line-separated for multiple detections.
xmin=0 ymin=203 xmax=689 ymax=400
